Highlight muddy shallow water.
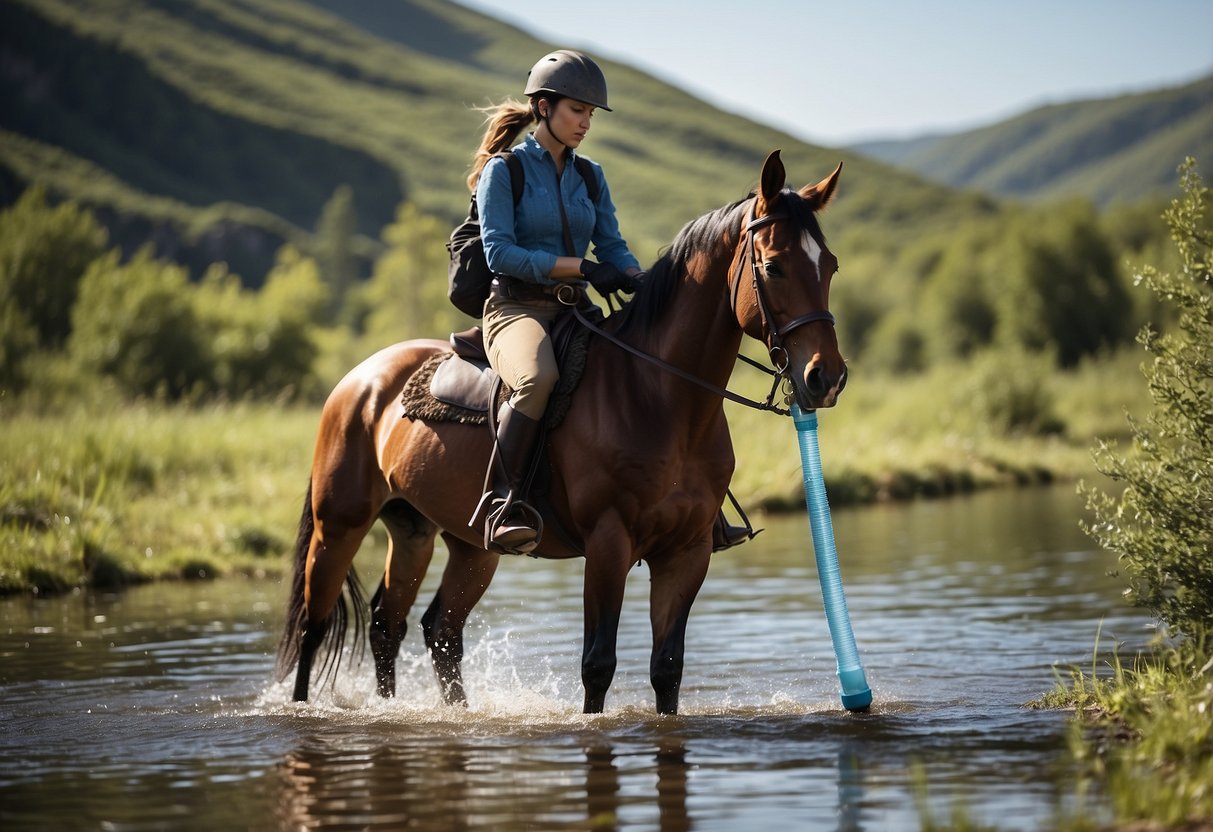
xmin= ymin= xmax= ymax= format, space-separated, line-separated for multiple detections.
xmin=0 ymin=485 xmax=1148 ymax=830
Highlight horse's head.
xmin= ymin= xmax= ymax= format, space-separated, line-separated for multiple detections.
xmin=732 ymin=150 xmax=847 ymax=409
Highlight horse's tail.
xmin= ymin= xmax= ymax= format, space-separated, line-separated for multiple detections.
xmin=274 ymin=478 xmax=368 ymax=684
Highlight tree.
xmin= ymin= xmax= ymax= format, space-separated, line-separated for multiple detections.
xmin=314 ymin=185 xmax=358 ymax=325
xmin=0 ymin=186 xmax=108 ymax=386
xmin=997 ymin=202 xmax=1132 ymax=367
xmin=1083 ymin=159 xmax=1213 ymax=637
xmin=69 ymin=248 xmax=210 ymax=398
xmin=193 ymin=250 xmax=326 ymax=398
xmin=358 ymin=202 xmax=466 ymax=345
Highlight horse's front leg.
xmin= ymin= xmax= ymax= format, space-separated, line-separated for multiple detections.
xmin=581 ymin=543 xmax=631 ymax=714
xmin=647 ymin=547 xmax=710 ymax=715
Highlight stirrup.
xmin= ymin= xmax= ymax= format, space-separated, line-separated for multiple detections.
xmin=485 ymin=496 xmax=544 ymax=555
xmin=712 ymin=489 xmax=761 ymax=552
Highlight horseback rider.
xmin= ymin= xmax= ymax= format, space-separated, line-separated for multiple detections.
xmin=467 ymin=50 xmax=643 ymax=554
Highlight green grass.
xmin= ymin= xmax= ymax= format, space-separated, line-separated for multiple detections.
xmin=0 ymin=399 xmax=317 ymax=594
xmin=1029 ymin=633 xmax=1213 ymax=828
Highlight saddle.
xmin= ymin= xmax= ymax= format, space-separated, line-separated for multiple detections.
xmin=400 ymin=306 xmax=598 ymax=428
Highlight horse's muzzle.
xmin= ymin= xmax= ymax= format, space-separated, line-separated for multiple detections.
xmin=797 ymin=362 xmax=848 ymax=409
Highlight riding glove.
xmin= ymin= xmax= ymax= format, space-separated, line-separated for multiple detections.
xmin=580 ymin=260 xmax=639 ymax=295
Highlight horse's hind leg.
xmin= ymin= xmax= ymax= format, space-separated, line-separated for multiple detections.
xmin=420 ymin=533 xmax=499 ymax=706
xmin=369 ymin=500 xmax=438 ymax=698
xmin=291 ymin=477 xmax=380 ymax=702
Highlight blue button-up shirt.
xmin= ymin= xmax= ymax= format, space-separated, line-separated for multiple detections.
xmin=477 ymin=133 xmax=639 ymax=286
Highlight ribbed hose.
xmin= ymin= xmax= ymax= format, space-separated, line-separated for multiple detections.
xmin=792 ymin=405 xmax=872 ymax=712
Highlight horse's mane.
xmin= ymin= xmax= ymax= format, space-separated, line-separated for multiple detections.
xmin=611 ymin=188 xmax=827 ymax=337
xmin=612 ymin=196 xmax=752 ymax=336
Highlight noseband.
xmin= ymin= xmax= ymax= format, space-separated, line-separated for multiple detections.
xmin=731 ymin=210 xmax=836 ymax=371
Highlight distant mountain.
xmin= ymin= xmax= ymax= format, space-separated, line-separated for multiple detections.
xmin=0 ymin=0 xmax=982 ymax=283
xmin=851 ymin=75 xmax=1213 ymax=207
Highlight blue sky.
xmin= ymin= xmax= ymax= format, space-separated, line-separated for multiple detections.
xmin=457 ymin=0 xmax=1213 ymax=147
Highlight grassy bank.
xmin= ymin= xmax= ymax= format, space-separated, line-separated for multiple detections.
xmin=0 ymin=400 xmax=318 ymax=594
xmin=1029 ymin=636 xmax=1213 ymax=829
xmin=0 ymin=349 xmax=1144 ymax=595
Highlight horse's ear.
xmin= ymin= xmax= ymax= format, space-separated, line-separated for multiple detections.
xmin=800 ymin=162 xmax=843 ymax=212
xmin=756 ymin=149 xmax=786 ymax=216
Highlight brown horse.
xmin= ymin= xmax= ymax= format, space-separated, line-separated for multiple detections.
xmin=276 ymin=150 xmax=847 ymax=715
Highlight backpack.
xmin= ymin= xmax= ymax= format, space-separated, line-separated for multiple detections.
xmin=446 ymin=150 xmax=600 ymax=317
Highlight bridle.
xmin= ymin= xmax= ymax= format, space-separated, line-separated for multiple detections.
xmin=567 ymin=202 xmax=837 ymax=417
xmin=730 ymin=209 xmax=836 ymax=375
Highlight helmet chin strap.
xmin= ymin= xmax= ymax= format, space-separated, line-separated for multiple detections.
xmin=538 ymin=101 xmax=571 ymax=149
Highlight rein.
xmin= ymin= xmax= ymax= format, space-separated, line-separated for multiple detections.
xmin=569 ymin=301 xmax=791 ymax=415
xmin=565 ymin=206 xmax=835 ymax=418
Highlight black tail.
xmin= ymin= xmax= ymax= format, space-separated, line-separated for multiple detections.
xmin=274 ymin=479 xmax=368 ymax=684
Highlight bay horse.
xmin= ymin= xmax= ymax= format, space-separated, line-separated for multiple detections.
xmin=276 ymin=150 xmax=847 ymax=715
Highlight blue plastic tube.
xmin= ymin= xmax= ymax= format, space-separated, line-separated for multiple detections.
xmin=792 ymin=405 xmax=872 ymax=712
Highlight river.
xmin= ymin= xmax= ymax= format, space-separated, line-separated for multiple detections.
xmin=0 ymin=485 xmax=1149 ymax=830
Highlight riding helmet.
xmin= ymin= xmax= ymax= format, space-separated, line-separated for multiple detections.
xmin=524 ymin=49 xmax=612 ymax=111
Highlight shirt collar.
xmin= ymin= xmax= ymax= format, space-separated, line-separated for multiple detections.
xmin=524 ymin=132 xmax=575 ymax=164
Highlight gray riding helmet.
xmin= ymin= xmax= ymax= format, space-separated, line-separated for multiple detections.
xmin=524 ymin=49 xmax=612 ymax=111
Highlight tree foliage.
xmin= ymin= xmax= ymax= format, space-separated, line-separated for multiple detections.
xmin=1083 ymin=159 xmax=1213 ymax=637
xmin=194 ymin=249 xmax=326 ymax=399
xmin=357 ymin=202 xmax=469 ymax=345
xmin=69 ymin=248 xmax=210 ymax=398
xmin=0 ymin=185 xmax=108 ymax=387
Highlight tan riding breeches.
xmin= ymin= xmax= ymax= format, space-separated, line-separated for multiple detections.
xmin=483 ymin=294 xmax=563 ymax=421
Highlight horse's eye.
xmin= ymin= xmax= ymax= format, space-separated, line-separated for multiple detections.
xmin=763 ymin=261 xmax=783 ymax=278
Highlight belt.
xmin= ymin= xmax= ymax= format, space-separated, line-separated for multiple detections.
xmin=490 ymin=276 xmax=558 ymax=303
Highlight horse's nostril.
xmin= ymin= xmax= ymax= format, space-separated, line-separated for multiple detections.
xmin=838 ymin=367 xmax=848 ymax=393
xmin=807 ymin=366 xmax=826 ymax=397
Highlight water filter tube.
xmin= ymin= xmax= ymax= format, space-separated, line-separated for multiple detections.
xmin=792 ymin=404 xmax=872 ymax=712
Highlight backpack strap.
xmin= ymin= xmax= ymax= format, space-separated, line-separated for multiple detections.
xmin=573 ymin=156 xmax=600 ymax=203
xmin=504 ymin=151 xmax=525 ymax=205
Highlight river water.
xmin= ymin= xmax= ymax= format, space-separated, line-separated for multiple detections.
xmin=0 ymin=485 xmax=1149 ymax=831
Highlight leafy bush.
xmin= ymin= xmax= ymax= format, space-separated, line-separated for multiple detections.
xmin=996 ymin=201 xmax=1132 ymax=366
xmin=1083 ymin=159 xmax=1213 ymax=637
xmin=69 ymin=248 xmax=211 ymax=398
xmin=0 ymin=185 xmax=109 ymax=388
xmin=951 ymin=346 xmax=1062 ymax=436
xmin=194 ymin=250 xmax=325 ymax=399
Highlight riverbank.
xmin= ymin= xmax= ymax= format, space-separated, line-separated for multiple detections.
xmin=0 ymin=350 xmax=1142 ymax=595
xmin=1030 ymin=636 xmax=1213 ymax=829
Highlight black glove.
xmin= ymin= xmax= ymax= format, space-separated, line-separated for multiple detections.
xmin=580 ymin=260 xmax=639 ymax=295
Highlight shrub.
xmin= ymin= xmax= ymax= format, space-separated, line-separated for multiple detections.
xmin=69 ymin=248 xmax=211 ymax=398
xmin=1083 ymin=159 xmax=1213 ymax=637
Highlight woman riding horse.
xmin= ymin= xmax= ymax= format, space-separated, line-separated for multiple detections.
xmin=277 ymin=146 xmax=847 ymax=715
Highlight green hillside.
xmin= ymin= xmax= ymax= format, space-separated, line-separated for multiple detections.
xmin=853 ymin=75 xmax=1213 ymax=207
xmin=0 ymin=0 xmax=988 ymax=283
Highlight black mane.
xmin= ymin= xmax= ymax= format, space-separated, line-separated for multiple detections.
xmin=612 ymin=196 xmax=751 ymax=336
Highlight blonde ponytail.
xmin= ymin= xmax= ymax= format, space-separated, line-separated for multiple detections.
xmin=467 ymin=99 xmax=536 ymax=192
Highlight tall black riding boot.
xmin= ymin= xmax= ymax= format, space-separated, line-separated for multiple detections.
xmin=482 ymin=401 xmax=543 ymax=554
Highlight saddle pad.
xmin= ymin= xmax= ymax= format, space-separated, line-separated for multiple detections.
xmin=400 ymin=323 xmax=592 ymax=429
xmin=399 ymin=352 xmax=495 ymax=425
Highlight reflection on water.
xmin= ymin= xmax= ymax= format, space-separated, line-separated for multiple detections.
xmin=0 ymin=486 xmax=1148 ymax=830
